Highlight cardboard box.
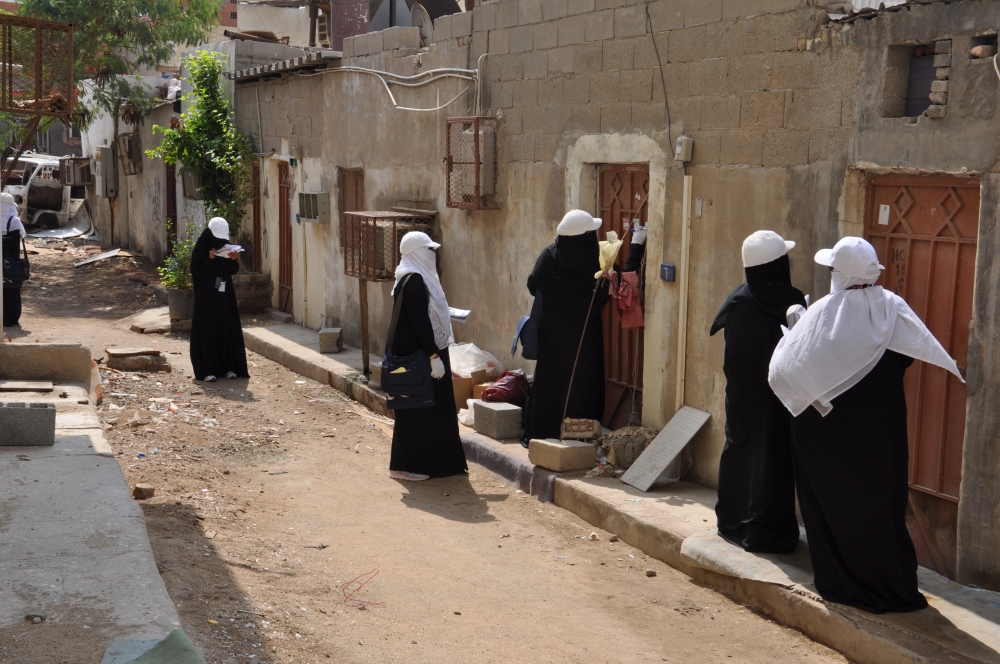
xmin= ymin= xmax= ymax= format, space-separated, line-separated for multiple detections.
xmin=453 ymin=376 xmax=473 ymax=412
xmin=469 ymin=369 xmax=489 ymax=385
xmin=473 ymin=381 xmax=493 ymax=399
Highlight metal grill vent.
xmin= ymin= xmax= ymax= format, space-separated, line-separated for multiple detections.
xmin=117 ymin=132 xmax=143 ymax=175
xmin=59 ymin=156 xmax=91 ymax=185
xmin=298 ymin=191 xmax=330 ymax=223
xmin=446 ymin=116 xmax=499 ymax=210
xmin=343 ymin=211 xmax=434 ymax=282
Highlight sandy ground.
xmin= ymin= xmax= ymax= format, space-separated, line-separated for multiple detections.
xmin=4 ymin=240 xmax=848 ymax=664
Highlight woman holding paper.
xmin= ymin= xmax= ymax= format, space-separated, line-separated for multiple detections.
xmin=189 ymin=217 xmax=249 ymax=382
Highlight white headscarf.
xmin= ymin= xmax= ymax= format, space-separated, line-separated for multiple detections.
xmin=768 ymin=238 xmax=963 ymax=417
xmin=1 ymin=192 xmax=24 ymax=238
xmin=393 ymin=243 xmax=454 ymax=350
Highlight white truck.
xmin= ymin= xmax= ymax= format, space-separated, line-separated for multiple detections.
xmin=2 ymin=152 xmax=85 ymax=229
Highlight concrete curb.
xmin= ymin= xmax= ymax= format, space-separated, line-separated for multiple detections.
xmin=460 ymin=428 xmax=559 ymax=502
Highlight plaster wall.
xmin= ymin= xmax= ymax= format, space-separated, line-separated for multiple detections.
xmin=237 ymin=5 xmax=311 ymax=47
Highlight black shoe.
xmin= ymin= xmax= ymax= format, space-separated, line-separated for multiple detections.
xmin=520 ymin=439 xmax=529 ymax=449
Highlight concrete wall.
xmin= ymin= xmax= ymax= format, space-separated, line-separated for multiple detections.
xmin=227 ymin=0 xmax=1000 ymax=586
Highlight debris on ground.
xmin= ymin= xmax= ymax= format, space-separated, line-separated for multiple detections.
xmin=132 ymin=484 xmax=156 ymax=499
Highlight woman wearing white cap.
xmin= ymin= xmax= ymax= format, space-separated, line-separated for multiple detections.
xmin=520 ymin=209 xmax=646 ymax=446
xmin=1 ymin=192 xmax=26 ymax=328
xmin=387 ymin=231 xmax=467 ymax=481
xmin=189 ymin=217 xmax=249 ymax=382
xmin=710 ymin=231 xmax=806 ymax=554
xmin=769 ymin=236 xmax=963 ymax=613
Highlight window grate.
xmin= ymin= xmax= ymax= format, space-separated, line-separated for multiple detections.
xmin=445 ymin=116 xmax=499 ymax=210
xmin=343 ymin=211 xmax=433 ymax=282
xmin=59 ymin=157 xmax=91 ymax=185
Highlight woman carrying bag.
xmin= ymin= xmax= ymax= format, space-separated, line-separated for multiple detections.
xmin=386 ymin=232 xmax=467 ymax=481
xmin=1 ymin=193 xmax=27 ymax=328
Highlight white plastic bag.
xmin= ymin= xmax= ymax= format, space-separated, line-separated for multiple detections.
xmin=449 ymin=343 xmax=505 ymax=378
xmin=457 ymin=408 xmax=474 ymax=427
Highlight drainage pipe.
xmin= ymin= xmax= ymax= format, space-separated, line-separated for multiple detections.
xmin=674 ymin=174 xmax=693 ymax=413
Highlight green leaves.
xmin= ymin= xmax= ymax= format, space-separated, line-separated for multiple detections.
xmin=157 ymin=219 xmax=200 ymax=289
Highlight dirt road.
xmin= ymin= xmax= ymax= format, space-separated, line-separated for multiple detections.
xmin=8 ymin=240 xmax=847 ymax=664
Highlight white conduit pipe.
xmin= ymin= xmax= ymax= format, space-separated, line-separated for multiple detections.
xmin=298 ymin=64 xmax=480 ymax=113
xmin=674 ymin=174 xmax=694 ymax=413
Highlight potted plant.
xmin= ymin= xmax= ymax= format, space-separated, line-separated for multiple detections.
xmin=158 ymin=220 xmax=199 ymax=320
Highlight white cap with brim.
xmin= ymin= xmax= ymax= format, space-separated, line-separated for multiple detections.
xmin=557 ymin=209 xmax=602 ymax=236
xmin=742 ymin=230 xmax=795 ymax=268
xmin=814 ymin=236 xmax=884 ymax=279
xmin=399 ymin=231 xmax=441 ymax=256
xmin=208 ymin=217 xmax=230 ymax=241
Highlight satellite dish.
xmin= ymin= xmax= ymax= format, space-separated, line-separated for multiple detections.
xmin=411 ymin=3 xmax=433 ymax=47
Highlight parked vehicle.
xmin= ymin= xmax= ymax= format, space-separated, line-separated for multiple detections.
xmin=2 ymin=152 xmax=85 ymax=229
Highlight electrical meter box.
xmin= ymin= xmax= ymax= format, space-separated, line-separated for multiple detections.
xmin=674 ymin=135 xmax=693 ymax=162
xmin=94 ymin=146 xmax=118 ymax=198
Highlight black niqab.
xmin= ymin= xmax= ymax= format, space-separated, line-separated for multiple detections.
xmin=189 ymin=227 xmax=249 ymax=381
xmin=710 ymin=254 xmax=806 ymax=553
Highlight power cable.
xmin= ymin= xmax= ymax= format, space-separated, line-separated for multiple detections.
xmin=644 ymin=0 xmax=673 ymax=148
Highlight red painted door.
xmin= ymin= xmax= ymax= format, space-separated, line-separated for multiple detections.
xmin=865 ymin=175 xmax=978 ymax=579
xmin=278 ymin=161 xmax=293 ymax=314
xmin=598 ymin=164 xmax=648 ymax=430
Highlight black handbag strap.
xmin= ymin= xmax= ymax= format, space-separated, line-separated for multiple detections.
xmin=386 ymin=273 xmax=413 ymax=352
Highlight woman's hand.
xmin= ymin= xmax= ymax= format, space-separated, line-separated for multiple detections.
xmin=209 ymin=248 xmax=216 ymax=259
xmin=429 ymin=354 xmax=445 ymax=379
xmin=227 ymin=251 xmax=238 ymax=260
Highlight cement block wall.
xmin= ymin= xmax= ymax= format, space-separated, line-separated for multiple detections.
xmin=232 ymin=0 xmax=1000 ymax=587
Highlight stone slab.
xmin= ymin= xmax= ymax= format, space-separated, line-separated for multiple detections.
xmin=0 ymin=380 xmax=53 ymax=391
xmin=107 ymin=354 xmax=172 ymax=373
xmin=528 ymin=438 xmax=596 ymax=472
xmin=266 ymin=308 xmax=293 ymax=323
xmin=122 ymin=307 xmax=173 ymax=334
xmin=0 ymin=402 xmax=56 ymax=445
xmin=318 ymin=327 xmax=344 ymax=353
xmin=106 ymin=348 xmax=161 ymax=357
xmin=473 ymin=400 xmax=523 ymax=440
xmin=621 ymin=406 xmax=710 ymax=491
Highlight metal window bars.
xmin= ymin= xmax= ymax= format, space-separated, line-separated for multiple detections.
xmin=445 ymin=116 xmax=499 ymax=210
xmin=0 ymin=15 xmax=73 ymax=119
xmin=343 ymin=211 xmax=434 ymax=282
xmin=117 ymin=132 xmax=143 ymax=175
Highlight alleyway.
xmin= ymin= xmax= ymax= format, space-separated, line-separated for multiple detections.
xmin=10 ymin=240 xmax=846 ymax=663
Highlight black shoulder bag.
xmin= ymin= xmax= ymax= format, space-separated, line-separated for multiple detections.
xmin=2 ymin=216 xmax=29 ymax=284
xmin=380 ymin=274 xmax=436 ymax=410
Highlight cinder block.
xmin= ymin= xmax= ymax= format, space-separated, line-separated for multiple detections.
xmin=558 ymin=15 xmax=585 ymax=45
xmin=935 ymin=39 xmax=951 ymax=54
xmin=524 ymin=50 xmax=548 ymax=78
xmin=925 ymin=104 xmax=947 ymax=118
xmin=528 ymin=438 xmax=596 ymax=471
xmin=542 ymin=0 xmax=568 ymax=21
xmin=0 ymin=402 xmax=56 ymax=446
xmin=473 ymin=400 xmax=523 ymax=440
xmin=548 ymin=45 xmax=575 ymax=73
xmin=928 ymin=92 xmax=948 ymax=105
xmin=931 ymin=80 xmax=949 ymax=93
xmin=603 ymin=38 xmax=634 ymax=70
xmin=511 ymin=24 xmax=534 ymax=52
xmin=369 ymin=364 xmax=382 ymax=390
xmin=434 ymin=14 xmax=453 ymax=41
xmin=667 ymin=25 xmax=706 ymax=63
xmin=933 ymin=53 xmax=952 ymax=68
xmin=453 ymin=10 xmax=473 ymax=37
xmin=267 ymin=307 xmax=292 ymax=323
xmin=614 ymin=5 xmax=647 ymax=38
xmin=584 ymin=10 xmax=614 ymax=41
xmin=647 ymin=0 xmax=684 ymax=30
xmin=498 ymin=0 xmax=520 ymax=28
xmin=936 ymin=67 xmax=950 ymax=80
xmin=474 ymin=3 xmax=497 ymax=31
xmin=489 ymin=28 xmax=511 ymax=53
xmin=723 ymin=0 xmax=761 ymax=20
xmin=575 ymin=41 xmax=603 ymax=71
xmin=520 ymin=0 xmax=543 ymax=24
xmin=534 ymin=21 xmax=558 ymax=49
xmin=319 ymin=328 xmax=343 ymax=353
xmin=567 ymin=0 xmax=595 ymax=14
xmin=684 ymin=0 xmax=721 ymax=26
xmin=342 ymin=36 xmax=356 ymax=57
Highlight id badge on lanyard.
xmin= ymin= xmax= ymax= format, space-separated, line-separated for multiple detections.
xmin=215 ymin=277 xmax=226 ymax=293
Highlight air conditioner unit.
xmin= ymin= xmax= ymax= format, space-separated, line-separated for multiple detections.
xmin=94 ymin=146 xmax=117 ymax=198
xmin=298 ymin=191 xmax=330 ymax=223
xmin=59 ymin=157 xmax=92 ymax=186
xmin=445 ymin=116 xmax=499 ymax=210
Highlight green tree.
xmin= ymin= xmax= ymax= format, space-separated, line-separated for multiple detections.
xmin=146 ymin=50 xmax=254 ymax=235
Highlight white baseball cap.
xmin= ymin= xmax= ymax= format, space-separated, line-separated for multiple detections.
xmin=814 ymin=236 xmax=884 ymax=279
xmin=742 ymin=230 xmax=795 ymax=268
xmin=399 ymin=231 xmax=440 ymax=256
xmin=208 ymin=217 xmax=230 ymax=241
xmin=557 ymin=209 xmax=602 ymax=236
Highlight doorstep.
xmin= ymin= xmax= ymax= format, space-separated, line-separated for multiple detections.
xmin=459 ymin=428 xmax=1000 ymax=664
xmin=242 ymin=323 xmax=389 ymax=417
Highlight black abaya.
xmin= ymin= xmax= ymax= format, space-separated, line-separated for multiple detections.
xmin=521 ymin=234 xmax=646 ymax=443
xmin=710 ymin=254 xmax=806 ymax=553
xmin=388 ymin=273 xmax=468 ymax=477
xmin=2 ymin=232 xmax=22 ymax=327
xmin=792 ymin=350 xmax=926 ymax=614
xmin=189 ymin=228 xmax=249 ymax=381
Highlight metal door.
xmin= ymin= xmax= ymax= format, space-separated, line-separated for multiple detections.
xmin=278 ymin=161 xmax=293 ymax=314
xmin=598 ymin=164 xmax=648 ymax=429
xmin=865 ymin=175 xmax=978 ymax=579
xmin=251 ymin=162 xmax=262 ymax=272
xmin=164 ymin=163 xmax=176 ymax=256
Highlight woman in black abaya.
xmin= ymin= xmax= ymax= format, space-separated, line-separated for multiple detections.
xmin=769 ymin=237 xmax=964 ymax=613
xmin=189 ymin=217 xmax=249 ymax=382
xmin=520 ymin=210 xmax=645 ymax=446
xmin=2 ymin=192 xmax=26 ymax=328
xmin=710 ymin=231 xmax=805 ymax=554
xmin=387 ymin=232 xmax=467 ymax=481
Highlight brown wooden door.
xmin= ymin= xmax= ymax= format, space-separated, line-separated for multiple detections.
xmin=165 ymin=163 xmax=176 ymax=256
xmin=598 ymin=164 xmax=648 ymax=429
xmin=278 ymin=161 xmax=293 ymax=314
xmin=865 ymin=175 xmax=979 ymax=579
xmin=251 ymin=161 xmax=262 ymax=272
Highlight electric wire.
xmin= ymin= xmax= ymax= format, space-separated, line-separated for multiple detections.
xmin=295 ymin=64 xmax=478 ymax=112
xmin=644 ymin=0 xmax=673 ymax=148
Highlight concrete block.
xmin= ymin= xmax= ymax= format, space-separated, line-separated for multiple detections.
xmin=368 ymin=363 xmax=382 ymax=390
xmin=474 ymin=3 xmax=497 ymax=31
xmin=511 ymin=24 xmax=534 ymax=52
xmin=936 ymin=67 xmax=951 ymax=80
xmin=931 ymin=79 xmax=949 ymax=93
xmin=489 ymin=28 xmax=510 ymax=53
xmin=528 ymin=438 xmax=596 ymax=471
xmin=542 ymin=0 xmax=568 ymax=21
xmin=631 ymin=101 xmax=664 ymax=127
xmin=538 ymin=76 xmax=564 ymax=104
xmin=498 ymin=0 xmax=520 ymax=28
xmin=132 ymin=484 xmax=155 ymax=500
xmin=620 ymin=68 xmax=653 ymax=101
xmin=720 ymin=128 xmax=763 ymax=166
xmin=342 ymin=36 xmax=356 ymax=57
xmin=614 ymin=5 xmax=648 ymax=38
xmin=558 ymin=15 xmax=585 ymax=45
xmin=590 ymin=70 xmax=621 ymax=102
xmin=534 ymin=20 xmax=558 ymax=49
xmin=473 ymin=400 xmax=523 ymax=440
xmin=935 ymin=39 xmax=951 ymax=55
xmin=603 ymin=37 xmax=635 ymax=70
xmin=762 ymin=129 xmax=808 ymax=166
xmin=575 ymin=40 xmax=603 ymax=71
xmin=563 ymin=73 xmax=590 ymax=103
xmin=740 ymin=90 xmax=785 ymax=127
xmin=453 ymin=10 xmax=473 ymax=37
xmin=497 ymin=52 xmax=525 ymax=80
xmin=597 ymin=0 xmax=625 ymax=10
xmin=0 ymin=402 xmax=56 ymax=446
xmin=784 ymin=88 xmax=841 ymax=129
xmin=584 ymin=10 xmax=614 ymax=42
xmin=524 ymin=50 xmax=548 ymax=78
xmin=512 ymin=78 xmax=538 ymax=105
xmin=472 ymin=29 xmax=489 ymax=58
xmin=601 ymin=102 xmax=632 ymax=131
xmin=634 ymin=33 xmax=669 ymax=68
xmin=534 ymin=133 xmax=560 ymax=160
xmin=933 ymin=53 xmax=952 ymax=68
xmin=548 ymin=44 xmax=575 ymax=73
xmin=647 ymin=0 xmax=684 ymax=30
xmin=685 ymin=0 xmax=721 ymax=26
xmin=573 ymin=104 xmax=601 ymax=131
xmin=508 ymin=134 xmax=535 ymax=161
xmin=702 ymin=94 xmax=741 ymax=128
xmin=667 ymin=25 xmax=706 ymax=63
xmin=689 ymin=56 xmax=726 ymax=94
xmin=928 ymin=91 xmax=948 ymax=105
xmin=369 ymin=31 xmax=384 ymax=53
xmin=434 ymin=14 xmax=453 ymax=41
xmin=567 ymin=0 xmax=595 ymax=15
xmin=520 ymin=0 xmax=543 ymax=24
xmin=267 ymin=308 xmax=293 ymax=323
xmin=690 ymin=128 xmax=722 ymax=164
xmin=925 ymin=104 xmax=947 ymax=118
xmin=318 ymin=328 xmax=344 ymax=353
xmin=723 ymin=0 xmax=761 ymax=20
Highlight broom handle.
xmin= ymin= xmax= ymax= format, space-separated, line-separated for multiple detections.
xmin=561 ymin=280 xmax=601 ymax=440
